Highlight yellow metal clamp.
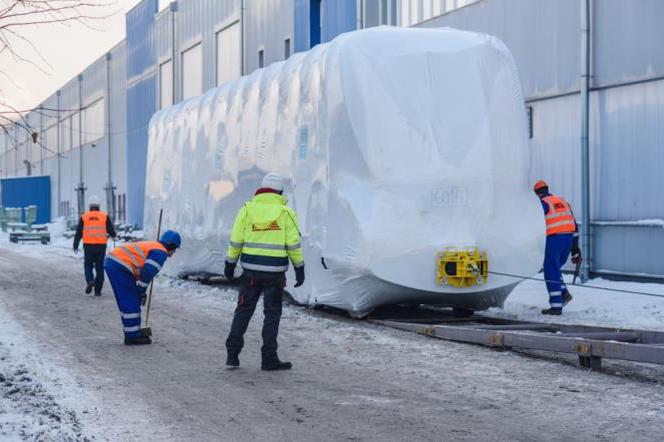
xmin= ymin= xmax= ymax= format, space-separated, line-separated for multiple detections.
xmin=436 ymin=247 xmax=488 ymax=288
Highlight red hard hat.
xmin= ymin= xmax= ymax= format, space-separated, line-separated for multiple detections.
xmin=533 ymin=180 xmax=548 ymax=192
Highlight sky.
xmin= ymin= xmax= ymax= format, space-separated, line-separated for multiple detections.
xmin=0 ymin=0 xmax=152 ymax=113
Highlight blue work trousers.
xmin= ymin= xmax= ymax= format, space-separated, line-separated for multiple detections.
xmin=543 ymin=233 xmax=573 ymax=311
xmin=104 ymin=258 xmax=142 ymax=338
xmin=83 ymin=245 xmax=106 ymax=293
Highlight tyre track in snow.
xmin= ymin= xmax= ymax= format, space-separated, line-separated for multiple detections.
xmin=0 ymin=246 xmax=663 ymax=441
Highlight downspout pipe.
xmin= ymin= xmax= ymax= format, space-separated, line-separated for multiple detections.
xmin=56 ymin=90 xmax=61 ymax=217
xmin=76 ymin=74 xmax=86 ymax=217
xmin=580 ymin=0 xmax=591 ymax=282
xmin=105 ymin=52 xmax=116 ymax=220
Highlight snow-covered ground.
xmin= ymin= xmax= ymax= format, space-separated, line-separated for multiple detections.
xmin=491 ymin=274 xmax=664 ymax=331
xmin=1 ymin=227 xmax=664 ymax=440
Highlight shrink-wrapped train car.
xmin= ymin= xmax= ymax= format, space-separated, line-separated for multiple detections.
xmin=145 ymin=26 xmax=544 ymax=317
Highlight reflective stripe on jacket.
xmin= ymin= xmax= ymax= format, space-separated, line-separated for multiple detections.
xmin=108 ymin=241 xmax=168 ymax=278
xmin=542 ymin=195 xmax=576 ymax=236
xmin=226 ymin=192 xmax=304 ymax=272
xmin=82 ymin=211 xmax=108 ymax=245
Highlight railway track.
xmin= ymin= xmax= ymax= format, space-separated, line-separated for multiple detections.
xmin=365 ymin=306 xmax=664 ymax=372
xmin=196 ymin=276 xmax=664 ymax=375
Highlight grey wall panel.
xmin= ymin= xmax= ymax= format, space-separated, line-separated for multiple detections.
xmin=110 ymin=42 xmax=128 ymax=206
xmin=176 ymin=0 xmax=240 ymax=98
xmin=594 ymin=226 xmax=664 ymax=278
xmin=419 ymin=0 xmax=579 ymax=100
xmin=593 ymin=0 xmax=664 ymax=87
xmin=244 ymin=0 xmax=293 ymax=74
xmin=528 ymin=94 xmax=582 ymax=215
xmin=594 ymin=80 xmax=664 ymax=221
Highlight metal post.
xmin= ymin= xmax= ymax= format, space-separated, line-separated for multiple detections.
xmin=104 ymin=52 xmax=116 ymax=220
xmin=56 ymin=91 xmax=62 ymax=215
xmin=240 ymin=0 xmax=245 ymax=75
xmin=580 ymin=0 xmax=591 ymax=282
xmin=76 ymin=74 xmax=86 ymax=216
xmin=39 ymin=106 xmax=44 ymax=176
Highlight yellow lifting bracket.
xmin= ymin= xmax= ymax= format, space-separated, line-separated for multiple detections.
xmin=436 ymin=247 xmax=488 ymax=288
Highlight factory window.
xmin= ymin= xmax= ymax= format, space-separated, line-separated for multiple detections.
xmin=401 ymin=0 xmax=410 ymax=26
xmin=284 ymin=38 xmax=291 ymax=60
xmin=83 ymin=98 xmax=105 ymax=144
xmin=410 ymin=0 xmax=420 ymax=25
xmin=182 ymin=42 xmax=203 ymax=100
xmin=216 ymin=22 xmax=242 ymax=86
xmin=310 ymin=0 xmax=321 ymax=48
xmin=527 ymin=106 xmax=534 ymax=139
xmin=159 ymin=59 xmax=173 ymax=109
xmin=258 ymin=49 xmax=264 ymax=68
xmin=364 ymin=0 xmax=380 ymax=27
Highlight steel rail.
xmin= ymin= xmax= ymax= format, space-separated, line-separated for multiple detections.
xmin=370 ymin=314 xmax=664 ymax=372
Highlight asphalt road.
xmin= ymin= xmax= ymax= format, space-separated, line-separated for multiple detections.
xmin=0 ymin=246 xmax=663 ymax=441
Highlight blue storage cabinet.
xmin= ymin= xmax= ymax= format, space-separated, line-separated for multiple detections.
xmin=0 ymin=176 xmax=52 ymax=224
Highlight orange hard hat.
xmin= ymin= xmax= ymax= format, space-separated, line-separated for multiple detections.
xmin=533 ymin=180 xmax=548 ymax=192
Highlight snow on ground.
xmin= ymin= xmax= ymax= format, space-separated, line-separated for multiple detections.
xmin=489 ymin=273 xmax=664 ymax=331
xmin=1 ymin=229 xmax=664 ymax=440
xmin=0 ymin=304 xmax=94 ymax=441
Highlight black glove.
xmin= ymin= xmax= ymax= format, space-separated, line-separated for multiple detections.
xmin=294 ymin=266 xmax=305 ymax=287
xmin=139 ymin=292 xmax=147 ymax=306
xmin=224 ymin=261 xmax=236 ymax=280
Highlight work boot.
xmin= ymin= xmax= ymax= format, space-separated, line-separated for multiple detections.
xmin=226 ymin=354 xmax=240 ymax=369
xmin=124 ymin=336 xmax=152 ymax=345
xmin=85 ymin=282 xmax=94 ymax=294
xmin=261 ymin=358 xmax=292 ymax=371
xmin=541 ymin=307 xmax=562 ymax=316
xmin=563 ymin=290 xmax=573 ymax=306
xmin=94 ymin=291 xmax=102 ymax=297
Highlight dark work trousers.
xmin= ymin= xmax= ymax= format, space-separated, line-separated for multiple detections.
xmin=84 ymin=244 xmax=107 ymax=293
xmin=226 ymin=270 xmax=286 ymax=362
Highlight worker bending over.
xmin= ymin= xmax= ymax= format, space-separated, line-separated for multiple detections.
xmin=104 ymin=231 xmax=181 ymax=345
xmin=73 ymin=195 xmax=116 ymax=296
xmin=224 ymin=172 xmax=305 ymax=370
xmin=533 ymin=180 xmax=581 ymax=315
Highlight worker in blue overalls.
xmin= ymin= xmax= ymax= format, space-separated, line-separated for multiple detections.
xmin=534 ymin=180 xmax=581 ymax=315
xmin=104 ymin=231 xmax=181 ymax=345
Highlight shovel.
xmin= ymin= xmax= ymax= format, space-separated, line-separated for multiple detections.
xmin=140 ymin=208 xmax=163 ymax=337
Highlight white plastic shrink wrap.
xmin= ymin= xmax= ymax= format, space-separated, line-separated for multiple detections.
xmin=145 ymin=26 xmax=544 ymax=317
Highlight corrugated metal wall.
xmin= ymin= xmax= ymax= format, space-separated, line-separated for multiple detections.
xmin=126 ymin=0 xmax=158 ymax=227
xmin=421 ymin=0 xmax=664 ymax=278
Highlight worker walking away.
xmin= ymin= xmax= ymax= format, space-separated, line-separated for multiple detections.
xmin=103 ymin=231 xmax=181 ymax=345
xmin=224 ymin=172 xmax=305 ymax=370
xmin=533 ymin=180 xmax=581 ymax=315
xmin=73 ymin=195 xmax=117 ymax=296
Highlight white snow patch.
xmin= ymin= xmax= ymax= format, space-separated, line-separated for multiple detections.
xmin=490 ymin=273 xmax=664 ymax=331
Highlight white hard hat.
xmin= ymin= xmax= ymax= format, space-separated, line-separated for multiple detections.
xmin=261 ymin=172 xmax=284 ymax=192
xmin=88 ymin=195 xmax=101 ymax=208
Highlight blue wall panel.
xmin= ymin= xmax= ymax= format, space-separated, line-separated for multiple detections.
xmin=322 ymin=0 xmax=356 ymax=43
xmin=293 ymin=0 xmax=309 ymax=52
xmin=1 ymin=176 xmax=51 ymax=223
xmin=126 ymin=0 xmax=158 ymax=228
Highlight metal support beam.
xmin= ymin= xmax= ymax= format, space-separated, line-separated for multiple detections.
xmin=579 ymin=0 xmax=591 ymax=282
xmin=104 ymin=52 xmax=116 ymax=220
xmin=76 ymin=74 xmax=86 ymax=216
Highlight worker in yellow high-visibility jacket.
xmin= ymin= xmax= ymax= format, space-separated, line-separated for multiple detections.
xmin=224 ymin=172 xmax=305 ymax=371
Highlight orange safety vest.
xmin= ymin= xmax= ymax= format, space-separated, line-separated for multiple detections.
xmin=82 ymin=211 xmax=109 ymax=245
xmin=108 ymin=241 xmax=167 ymax=278
xmin=542 ymin=195 xmax=576 ymax=236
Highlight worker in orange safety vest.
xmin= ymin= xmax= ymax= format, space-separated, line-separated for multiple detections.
xmin=73 ymin=195 xmax=116 ymax=296
xmin=533 ymin=180 xmax=581 ymax=315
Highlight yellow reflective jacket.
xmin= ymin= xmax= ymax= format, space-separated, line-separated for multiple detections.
xmin=226 ymin=192 xmax=304 ymax=272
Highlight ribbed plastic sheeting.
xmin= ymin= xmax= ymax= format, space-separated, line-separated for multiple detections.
xmin=145 ymin=26 xmax=544 ymax=317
